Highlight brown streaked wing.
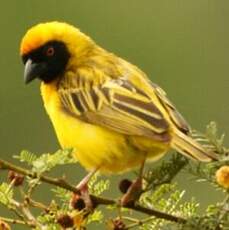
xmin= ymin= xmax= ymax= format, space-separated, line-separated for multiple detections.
xmin=58 ymin=79 xmax=171 ymax=142
xmin=85 ymin=106 xmax=171 ymax=142
xmin=151 ymin=82 xmax=190 ymax=134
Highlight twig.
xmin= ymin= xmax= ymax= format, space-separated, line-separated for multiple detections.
xmin=215 ymin=194 xmax=229 ymax=230
xmin=20 ymin=205 xmax=41 ymax=228
xmin=2 ymin=197 xmax=26 ymax=221
xmin=0 ymin=158 xmax=186 ymax=224
xmin=125 ymin=216 xmax=153 ymax=229
xmin=0 ymin=216 xmax=35 ymax=227
xmin=12 ymin=196 xmax=43 ymax=229
xmin=125 ymin=203 xmax=185 ymax=223
xmin=25 ymin=197 xmax=48 ymax=210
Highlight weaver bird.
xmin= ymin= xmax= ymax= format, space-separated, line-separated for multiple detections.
xmin=20 ymin=22 xmax=217 ymax=205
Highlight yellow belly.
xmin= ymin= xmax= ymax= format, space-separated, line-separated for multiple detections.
xmin=41 ymin=83 xmax=170 ymax=174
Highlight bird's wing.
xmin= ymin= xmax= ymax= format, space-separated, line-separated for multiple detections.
xmin=150 ymin=82 xmax=190 ymax=134
xmin=58 ymin=77 xmax=171 ymax=143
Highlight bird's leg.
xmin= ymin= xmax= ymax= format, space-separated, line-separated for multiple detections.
xmin=121 ymin=156 xmax=146 ymax=206
xmin=76 ymin=169 xmax=97 ymax=191
xmin=72 ymin=168 xmax=99 ymax=210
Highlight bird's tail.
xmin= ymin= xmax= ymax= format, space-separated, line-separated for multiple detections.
xmin=172 ymin=130 xmax=218 ymax=162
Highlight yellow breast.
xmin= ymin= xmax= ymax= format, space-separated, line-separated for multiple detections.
xmin=40 ymin=82 xmax=168 ymax=173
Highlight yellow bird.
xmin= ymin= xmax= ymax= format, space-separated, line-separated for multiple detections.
xmin=20 ymin=22 xmax=217 ymax=204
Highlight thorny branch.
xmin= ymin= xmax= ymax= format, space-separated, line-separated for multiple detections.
xmin=0 ymin=158 xmax=186 ymax=225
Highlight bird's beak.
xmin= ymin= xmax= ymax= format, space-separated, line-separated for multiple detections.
xmin=24 ymin=59 xmax=46 ymax=84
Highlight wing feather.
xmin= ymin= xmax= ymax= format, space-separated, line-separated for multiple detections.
xmin=59 ymin=78 xmax=171 ymax=142
xmin=151 ymin=83 xmax=190 ymax=134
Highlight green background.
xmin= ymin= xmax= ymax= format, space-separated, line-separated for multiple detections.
xmin=0 ymin=1 xmax=228 ymax=229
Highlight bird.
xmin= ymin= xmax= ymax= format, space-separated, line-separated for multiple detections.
xmin=20 ymin=21 xmax=217 ymax=205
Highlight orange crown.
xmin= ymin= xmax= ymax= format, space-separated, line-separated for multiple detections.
xmin=20 ymin=21 xmax=93 ymax=56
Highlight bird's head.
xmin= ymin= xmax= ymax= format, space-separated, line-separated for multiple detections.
xmin=20 ymin=21 xmax=94 ymax=84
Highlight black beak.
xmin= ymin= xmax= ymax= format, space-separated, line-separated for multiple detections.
xmin=24 ymin=59 xmax=47 ymax=84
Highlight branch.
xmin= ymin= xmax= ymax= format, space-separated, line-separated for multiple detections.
xmin=0 ymin=158 xmax=186 ymax=224
xmin=0 ymin=217 xmax=35 ymax=227
xmin=125 ymin=203 xmax=185 ymax=223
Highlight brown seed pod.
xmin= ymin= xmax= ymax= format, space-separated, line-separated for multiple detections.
xmin=8 ymin=170 xmax=24 ymax=186
xmin=57 ymin=214 xmax=74 ymax=228
xmin=71 ymin=193 xmax=86 ymax=210
xmin=112 ymin=218 xmax=126 ymax=230
xmin=119 ymin=179 xmax=132 ymax=194
xmin=0 ymin=219 xmax=11 ymax=230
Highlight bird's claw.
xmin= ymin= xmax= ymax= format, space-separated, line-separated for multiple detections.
xmin=70 ymin=183 xmax=93 ymax=211
xmin=120 ymin=177 xmax=143 ymax=206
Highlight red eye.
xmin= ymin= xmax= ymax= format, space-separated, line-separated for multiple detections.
xmin=46 ymin=47 xmax=55 ymax=56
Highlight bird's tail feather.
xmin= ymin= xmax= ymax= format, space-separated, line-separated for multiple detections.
xmin=172 ymin=130 xmax=218 ymax=162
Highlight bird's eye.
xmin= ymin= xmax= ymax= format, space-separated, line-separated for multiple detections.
xmin=46 ymin=46 xmax=55 ymax=56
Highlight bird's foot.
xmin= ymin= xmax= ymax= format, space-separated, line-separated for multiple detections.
xmin=71 ymin=170 xmax=98 ymax=211
xmin=120 ymin=177 xmax=143 ymax=206
xmin=78 ymin=183 xmax=94 ymax=210
xmin=71 ymin=167 xmax=99 ymax=211
xmin=71 ymin=183 xmax=94 ymax=211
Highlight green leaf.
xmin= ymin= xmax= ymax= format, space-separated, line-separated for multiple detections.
xmin=32 ymin=148 xmax=75 ymax=173
xmin=87 ymin=210 xmax=103 ymax=224
xmin=0 ymin=183 xmax=14 ymax=206
xmin=14 ymin=150 xmax=37 ymax=165
xmin=52 ymin=187 xmax=72 ymax=210
xmin=88 ymin=174 xmax=110 ymax=196
xmin=144 ymin=153 xmax=188 ymax=191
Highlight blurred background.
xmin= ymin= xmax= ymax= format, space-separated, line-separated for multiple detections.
xmin=0 ymin=1 xmax=228 ymax=229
